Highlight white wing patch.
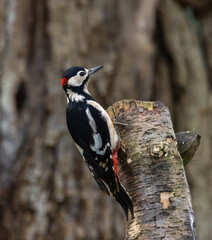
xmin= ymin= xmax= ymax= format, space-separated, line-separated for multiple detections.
xmin=67 ymin=70 xmax=88 ymax=87
xmin=97 ymin=144 xmax=108 ymax=155
xmin=86 ymin=107 xmax=97 ymax=131
xmin=91 ymin=133 xmax=103 ymax=152
xmin=86 ymin=107 xmax=105 ymax=154
xmin=87 ymin=100 xmax=119 ymax=150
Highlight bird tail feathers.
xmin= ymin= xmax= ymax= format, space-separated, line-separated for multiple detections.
xmin=114 ymin=180 xmax=134 ymax=220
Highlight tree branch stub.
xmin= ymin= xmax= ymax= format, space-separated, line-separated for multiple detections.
xmin=107 ymin=99 xmax=196 ymax=240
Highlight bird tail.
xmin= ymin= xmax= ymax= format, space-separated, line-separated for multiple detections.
xmin=114 ymin=180 xmax=134 ymax=220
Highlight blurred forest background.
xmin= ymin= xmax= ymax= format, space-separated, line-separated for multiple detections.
xmin=0 ymin=0 xmax=212 ymax=239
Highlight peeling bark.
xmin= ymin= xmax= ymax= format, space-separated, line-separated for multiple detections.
xmin=107 ymin=100 xmax=196 ymax=239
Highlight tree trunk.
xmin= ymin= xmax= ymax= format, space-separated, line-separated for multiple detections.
xmin=107 ymin=100 xmax=196 ymax=239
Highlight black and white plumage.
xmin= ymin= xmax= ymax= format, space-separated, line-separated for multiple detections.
xmin=61 ymin=65 xmax=134 ymax=219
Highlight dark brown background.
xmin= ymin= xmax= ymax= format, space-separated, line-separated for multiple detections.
xmin=0 ymin=0 xmax=211 ymax=239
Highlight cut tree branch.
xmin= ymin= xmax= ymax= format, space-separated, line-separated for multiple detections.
xmin=107 ymin=100 xmax=199 ymax=240
xmin=176 ymin=131 xmax=200 ymax=166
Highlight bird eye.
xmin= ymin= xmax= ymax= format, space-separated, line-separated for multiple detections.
xmin=79 ymin=71 xmax=86 ymax=76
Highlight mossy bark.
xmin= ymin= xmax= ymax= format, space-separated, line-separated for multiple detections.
xmin=107 ymin=100 xmax=196 ymax=240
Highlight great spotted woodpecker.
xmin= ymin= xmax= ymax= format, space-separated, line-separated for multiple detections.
xmin=61 ymin=65 xmax=134 ymax=219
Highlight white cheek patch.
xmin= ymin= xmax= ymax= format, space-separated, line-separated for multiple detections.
xmin=68 ymin=76 xmax=82 ymax=87
xmin=68 ymin=74 xmax=87 ymax=87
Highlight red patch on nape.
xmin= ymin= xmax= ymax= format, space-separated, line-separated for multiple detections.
xmin=61 ymin=77 xmax=68 ymax=86
xmin=112 ymin=142 xmax=120 ymax=179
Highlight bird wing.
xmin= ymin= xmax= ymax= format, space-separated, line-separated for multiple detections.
xmin=66 ymin=101 xmax=134 ymax=218
xmin=66 ymin=102 xmax=118 ymax=194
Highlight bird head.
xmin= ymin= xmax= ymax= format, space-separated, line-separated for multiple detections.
xmin=61 ymin=65 xmax=103 ymax=93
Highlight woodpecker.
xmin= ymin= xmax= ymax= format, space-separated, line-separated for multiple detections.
xmin=61 ymin=65 xmax=134 ymax=219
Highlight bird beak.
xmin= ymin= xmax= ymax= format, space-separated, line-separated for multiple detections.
xmin=88 ymin=65 xmax=103 ymax=76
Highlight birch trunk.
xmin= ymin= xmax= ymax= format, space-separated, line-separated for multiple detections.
xmin=107 ymin=100 xmax=196 ymax=239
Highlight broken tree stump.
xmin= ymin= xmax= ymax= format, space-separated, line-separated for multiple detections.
xmin=107 ymin=100 xmax=198 ymax=240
